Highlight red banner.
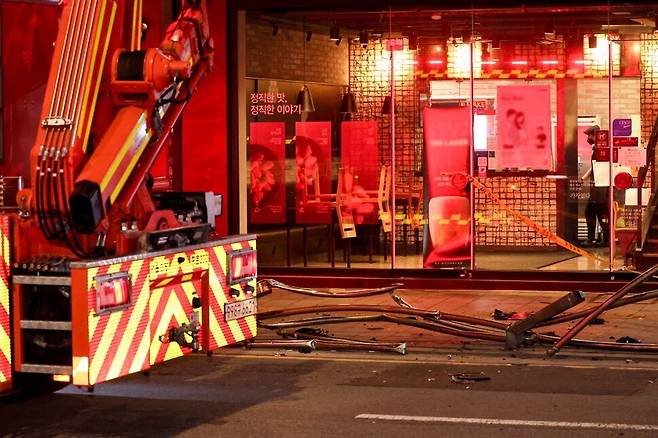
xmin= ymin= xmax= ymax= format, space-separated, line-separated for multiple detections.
xmin=296 ymin=121 xmax=332 ymax=224
xmin=423 ymin=107 xmax=471 ymax=268
xmin=249 ymin=122 xmax=286 ymax=223
xmin=496 ymin=85 xmax=553 ymax=170
xmin=341 ymin=121 xmax=379 ymax=225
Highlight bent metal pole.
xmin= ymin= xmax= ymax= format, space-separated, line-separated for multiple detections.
xmin=546 ymin=263 xmax=658 ymax=357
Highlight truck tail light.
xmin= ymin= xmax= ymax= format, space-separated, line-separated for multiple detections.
xmin=227 ymin=249 xmax=257 ymax=284
xmin=96 ymin=272 xmax=132 ymax=313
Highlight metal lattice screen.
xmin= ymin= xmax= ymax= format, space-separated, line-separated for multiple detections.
xmin=475 ymin=177 xmax=557 ymax=246
xmin=350 ymin=39 xmax=422 ymax=247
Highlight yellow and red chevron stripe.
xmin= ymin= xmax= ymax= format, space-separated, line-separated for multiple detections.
xmin=149 ymin=278 xmax=200 ymax=365
xmin=0 ymin=215 xmax=11 ymax=389
xmin=73 ymin=237 xmax=257 ymax=387
xmin=83 ymin=259 xmax=151 ymax=386
xmin=205 ymin=240 xmax=258 ymax=351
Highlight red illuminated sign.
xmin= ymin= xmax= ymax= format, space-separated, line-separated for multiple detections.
xmin=613 ymin=137 xmax=639 ymax=147
xmin=595 ymin=130 xmax=609 ymax=147
xmin=593 ymin=146 xmax=618 ymax=163
xmin=96 ymin=272 xmax=132 ymax=314
xmin=227 ymin=249 xmax=257 ymax=284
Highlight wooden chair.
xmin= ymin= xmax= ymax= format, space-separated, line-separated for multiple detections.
xmin=302 ymin=166 xmax=392 ymax=239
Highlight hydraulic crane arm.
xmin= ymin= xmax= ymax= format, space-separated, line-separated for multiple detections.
xmin=23 ymin=0 xmax=213 ymax=257
xmin=71 ymin=1 xmax=213 ymax=235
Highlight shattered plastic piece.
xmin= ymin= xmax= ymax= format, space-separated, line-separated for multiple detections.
xmin=616 ymin=336 xmax=641 ymax=344
xmin=510 ymin=312 xmax=528 ymax=320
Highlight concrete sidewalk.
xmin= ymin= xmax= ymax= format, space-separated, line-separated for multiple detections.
xmin=254 ymin=285 xmax=658 ymax=359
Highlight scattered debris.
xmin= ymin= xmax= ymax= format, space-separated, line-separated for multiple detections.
xmin=493 ymin=309 xmax=528 ymax=320
xmin=257 ymin=273 xmax=658 ymax=358
xmin=493 ymin=309 xmax=514 ymax=320
xmin=451 ymin=372 xmax=491 ymax=384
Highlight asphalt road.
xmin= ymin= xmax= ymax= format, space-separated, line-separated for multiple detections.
xmin=2 ymin=350 xmax=658 ymax=437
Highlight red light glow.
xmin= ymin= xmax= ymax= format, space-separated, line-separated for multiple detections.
xmin=229 ymin=250 xmax=257 ymax=283
xmin=97 ymin=275 xmax=131 ymax=312
xmin=510 ymin=60 xmax=528 ymax=65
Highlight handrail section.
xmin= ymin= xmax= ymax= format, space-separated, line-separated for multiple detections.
xmin=637 ymin=114 xmax=658 ymax=250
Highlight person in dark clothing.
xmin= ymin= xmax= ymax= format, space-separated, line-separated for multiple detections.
xmin=581 ymin=125 xmax=610 ymax=247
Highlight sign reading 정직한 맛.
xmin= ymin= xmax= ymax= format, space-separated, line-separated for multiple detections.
xmin=250 ymin=92 xmax=302 ymax=116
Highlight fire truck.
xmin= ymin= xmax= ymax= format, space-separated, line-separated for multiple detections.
xmin=0 ymin=0 xmax=257 ymax=395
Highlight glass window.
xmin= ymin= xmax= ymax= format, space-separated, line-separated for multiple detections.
xmin=238 ymin=4 xmax=658 ymax=273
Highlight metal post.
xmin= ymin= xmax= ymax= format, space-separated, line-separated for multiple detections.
xmin=390 ymin=14 xmax=397 ymax=271
xmin=609 ymin=37 xmax=615 ymax=270
xmin=469 ymin=41 xmax=476 ymax=271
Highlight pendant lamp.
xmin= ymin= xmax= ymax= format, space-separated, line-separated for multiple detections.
xmin=339 ymin=39 xmax=358 ymax=114
xmin=339 ymin=90 xmax=358 ymax=113
xmin=297 ymin=22 xmax=316 ymax=113
xmin=297 ymin=85 xmax=316 ymax=112
xmin=382 ymin=95 xmax=396 ymax=115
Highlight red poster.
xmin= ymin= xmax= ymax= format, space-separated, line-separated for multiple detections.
xmin=423 ymin=107 xmax=471 ymax=268
xmin=496 ymin=85 xmax=553 ymax=170
xmin=296 ymin=122 xmax=332 ymax=224
xmin=249 ymin=122 xmax=286 ymax=224
xmin=341 ymin=121 xmax=379 ymax=225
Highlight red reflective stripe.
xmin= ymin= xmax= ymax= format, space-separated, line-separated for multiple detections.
xmin=206 ymin=248 xmax=236 ymax=345
xmin=94 ymin=299 xmax=134 ymax=383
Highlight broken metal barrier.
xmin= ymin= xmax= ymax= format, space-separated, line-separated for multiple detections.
xmin=505 ymin=290 xmax=585 ymax=350
xmin=256 ymin=271 xmax=658 ymax=356
xmin=263 ymin=279 xmax=403 ymax=298
xmin=546 ymin=263 xmax=658 ymax=357
xmin=243 ymin=339 xmax=317 ymax=354
xmin=280 ymin=328 xmax=407 ymax=355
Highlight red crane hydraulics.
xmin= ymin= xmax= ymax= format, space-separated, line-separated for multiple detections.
xmin=0 ymin=1 xmax=260 ymax=395
xmin=16 ymin=0 xmax=214 ymax=261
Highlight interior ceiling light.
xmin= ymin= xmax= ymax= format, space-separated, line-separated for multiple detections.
xmin=298 ymin=21 xmax=315 ymax=113
xmin=382 ymin=95 xmax=394 ymax=115
xmin=431 ymin=13 xmax=442 ymax=21
xmin=360 ymin=31 xmax=369 ymax=48
xmin=408 ymin=33 xmax=418 ymax=51
xmin=297 ymin=85 xmax=316 ymax=113
xmin=340 ymin=90 xmax=358 ymax=113
xmin=330 ymin=25 xmax=341 ymax=41
xmin=340 ymin=39 xmax=358 ymax=114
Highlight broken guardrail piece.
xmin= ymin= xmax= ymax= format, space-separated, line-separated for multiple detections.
xmin=264 ymin=279 xmax=404 ymax=298
xmin=505 ymin=290 xmax=585 ymax=350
